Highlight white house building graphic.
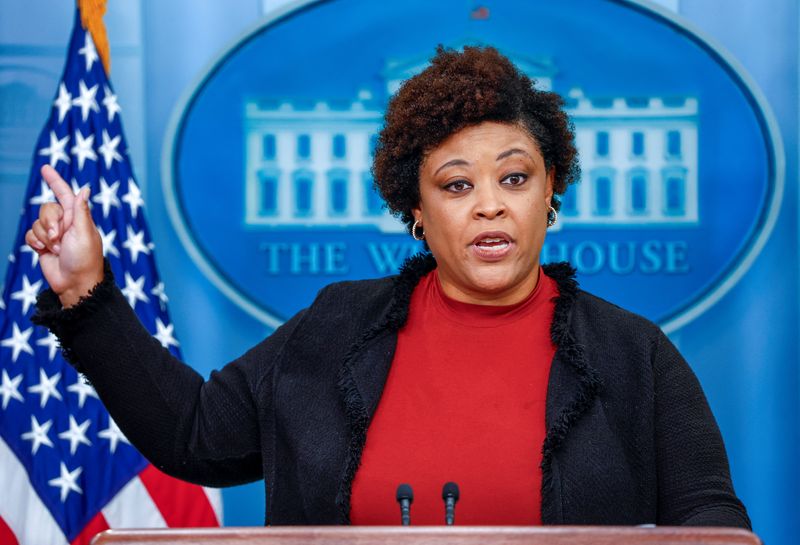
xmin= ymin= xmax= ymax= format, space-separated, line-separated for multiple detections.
xmin=244 ymin=55 xmax=698 ymax=233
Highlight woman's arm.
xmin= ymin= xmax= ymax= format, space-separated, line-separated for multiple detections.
xmin=652 ymin=332 xmax=751 ymax=528
xmin=26 ymin=165 xmax=301 ymax=487
xmin=33 ymin=263 xmax=307 ymax=487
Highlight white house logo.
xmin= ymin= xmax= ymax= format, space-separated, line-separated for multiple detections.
xmin=243 ymin=86 xmax=697 ymax=232
xmin=164 ymin=0 xmax=782 ymax=332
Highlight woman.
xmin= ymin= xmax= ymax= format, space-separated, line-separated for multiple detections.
xmin=27 ymin=46 xmax=749 ymax=527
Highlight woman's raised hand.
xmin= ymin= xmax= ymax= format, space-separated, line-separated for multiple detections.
xmin=24 ymin=165 xmax=104 ymax=308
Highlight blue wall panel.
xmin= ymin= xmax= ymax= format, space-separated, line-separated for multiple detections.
xmin=1 ymin=1 xmax=797 ymax=542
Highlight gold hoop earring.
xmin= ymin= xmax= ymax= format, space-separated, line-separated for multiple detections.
xmin=547 ymin=206 xmax=558 ymax=227
xmin=412 ymin=219 xmax=425 ymax=241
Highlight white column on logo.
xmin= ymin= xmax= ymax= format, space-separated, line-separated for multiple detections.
xmin=313 ymin=131 xmax=329 ymax=222
xmin=611 ymin=128 xmax=627 ymax=220
xmin=683 ymin=126 xmax=699 ymax=222
xmin=647 ymin=128 xmax=664 ymax=220
xmin=277 ymin=131 xmax=294 ymax=221
xmin=245 ymin=129 xmax=261 ymax=223
xmin=576 ymin=129 xmax=594 ymax=221
xmin=347 ymin=131 xmax=367 ymax=220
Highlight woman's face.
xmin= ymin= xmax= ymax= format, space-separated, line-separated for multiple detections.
xmin=414 ymin=121 xmax=554 ymax=305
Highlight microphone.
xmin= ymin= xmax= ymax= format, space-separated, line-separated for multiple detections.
xmin=396 ymin=483 xmax=414 ymax=526
xmin=442 ymin=482 xmax=460 ymax=525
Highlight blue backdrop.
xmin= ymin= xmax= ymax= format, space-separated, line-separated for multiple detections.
xmin=0 ymin=1 xmax=797 ymax=544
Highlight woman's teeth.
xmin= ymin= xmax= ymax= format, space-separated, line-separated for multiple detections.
xmin=477 ymin=238 xmax=508 ymax=247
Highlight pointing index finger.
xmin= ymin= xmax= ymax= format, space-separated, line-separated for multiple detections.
xmin=41 ymin=164 xmax=75 ymax=231
xmin=41 ymin=165 xmax=74 ymax=206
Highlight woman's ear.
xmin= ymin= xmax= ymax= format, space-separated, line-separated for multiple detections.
xmin=545 ymin=168 xmax=555 ymax=207
xmin=411 ymin=204 xmax=423 ymax=222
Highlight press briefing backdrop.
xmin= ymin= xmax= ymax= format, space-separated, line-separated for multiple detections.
xmin=1 ymin=0 xmax=798 ymax=544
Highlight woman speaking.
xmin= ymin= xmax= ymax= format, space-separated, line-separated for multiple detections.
xmin=27 ymin=46 xmax=749 ymax=527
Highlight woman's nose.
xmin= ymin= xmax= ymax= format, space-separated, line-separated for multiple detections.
xmin=473 ymin=182 xmax=506 ymax=219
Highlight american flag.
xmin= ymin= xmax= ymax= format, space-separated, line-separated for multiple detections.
xmin=0 ymin=10 xmax=221 ymax=545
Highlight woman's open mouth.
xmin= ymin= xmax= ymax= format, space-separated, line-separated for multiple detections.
xmin=471 ymin=231 xmax=513 ymax=261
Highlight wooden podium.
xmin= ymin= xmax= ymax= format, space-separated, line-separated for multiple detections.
xmin=92 ymin=526 xmax=762 ymax=545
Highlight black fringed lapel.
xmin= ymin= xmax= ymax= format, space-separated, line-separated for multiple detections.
xmin=540 ymin=262 xmax=602 ymax=524
xmin=335 ymin=252 xmax=436 ymax=523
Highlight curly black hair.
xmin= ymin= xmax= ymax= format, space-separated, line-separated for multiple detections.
xmin=372 ymin=45 xmax=580 ymax=233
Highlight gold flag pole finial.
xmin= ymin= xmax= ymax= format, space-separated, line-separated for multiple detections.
xmin=77 ymin=0 xmax=110 ymax=74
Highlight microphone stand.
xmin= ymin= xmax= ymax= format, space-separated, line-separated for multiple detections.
xmin=442 ymin=482 xmax=460 ymax=526
xmin=396 ymin=483 xmax=414 ymax=526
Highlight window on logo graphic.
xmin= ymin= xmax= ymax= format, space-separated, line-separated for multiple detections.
xmin=591 ymin=97 xmax=614 ymax=108
xmin=262 ymin=134 xmax=276 ymax=161
xmin=628 ymin=170 xmax=648 ymax=214
xmin=593 ymin=173 xmax=613 ymax=216
xmin=363 ymin=173 xmax=384 ymax=216
xmin=560 ymin=185 xmax=577 ymax=216
xmin=332 ymin=134 xmax=346 ymax=160
xmin=292 ymin=170 xmax=314 ymax=217
xmin=666 ymin=130 xmax=682 ymax=158
xmin=328 ymin=169 xmax=348 ymax=216
xmin=297 ymin=134 xmax=311 ymax=160
xmin=631 ymin=132 xmax=645 ymax=158
xmin=257 ymin=168 xmax=279 ymax=217
xmin=596 ymin=131 xmax=610 ymax=158
xmin=663 ymin=171 xmax=686 ymax=216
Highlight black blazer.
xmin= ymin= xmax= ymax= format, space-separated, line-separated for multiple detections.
xmin=34 ymin=254 xmax=750 ymax=527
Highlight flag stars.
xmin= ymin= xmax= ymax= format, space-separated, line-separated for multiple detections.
xmin=98 ymin=129 xmax=123 ymax=169
xmin=30 ymin=180 xmax=56 ymax=206
xmin=48 ymin=462 xmax=83 ymax=502
xmin=78 ymin=32 xmax=99 ymax=71
xmin=70 ymin=130 xmax=97 ymax=170
xmin=122 ymin=178 xmax=144 ymax=218
xmin=67 ymin=376 xmax=99 ymax=409
xmin=11 ymin=275 xmax=43 ymax=315
xmin=28 ymin=368 xmax=63 ymax=408
xmin=102 ymin=85 xmax=121 ymax=122
xmin=92 ymin=177 xmax=121 ymax=218
xmin=1 ymin=322 xmax=34 ymax=362
xmin=38 ymin=131 xmax=70 ymax=167
xmin=71 ymin=80 xmax=100 ymax=122
xmin=121 ymin=272 xmax=149 ymax=309
xmin=20 ymin=243 xmax=40 ymax=269
xmin=97 ymin=226 xmax=120 ymax=258
xmin=58 ymin=415 xmax=92 ymax=455
xmin=122 ymin=226 xmax=150 ymax=264
xmin=98 ymin=417 xmax=130 ymax=454
xmin=21 ymin=415 xmax=54 ymax=454
xmin=151 ymin=282 xmax=169 ymax=311
xmin=0 ymin=369 xmax=24 ymax=409
xmin=36 ymin=331 xmax=60 ymax=361
xmin=154 ymin=318 xmax=180 ymax=349
xmin=53 ymin=83 xmax=72 ymax=123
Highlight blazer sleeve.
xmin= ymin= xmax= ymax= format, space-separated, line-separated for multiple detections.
xmin=652 ymin=331 xmax=751 ymax=528
xmin=32 ymin=261 xmax=307 ymax=488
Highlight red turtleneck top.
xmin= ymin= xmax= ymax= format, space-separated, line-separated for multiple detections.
xmin=350 ymin=268 xmax=558 ymax=525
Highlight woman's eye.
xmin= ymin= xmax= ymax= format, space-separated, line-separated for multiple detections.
xmin=444 ymin=180 xmax=472 ymax=192
xmin=503 ymin=173 xmax=528 ymax=185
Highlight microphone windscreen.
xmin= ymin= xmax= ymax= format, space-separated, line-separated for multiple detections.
xmin=396 ymin=483 xmax=414 ymax=503
xmin=442 ymin=481 xmax=460 ymax=501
